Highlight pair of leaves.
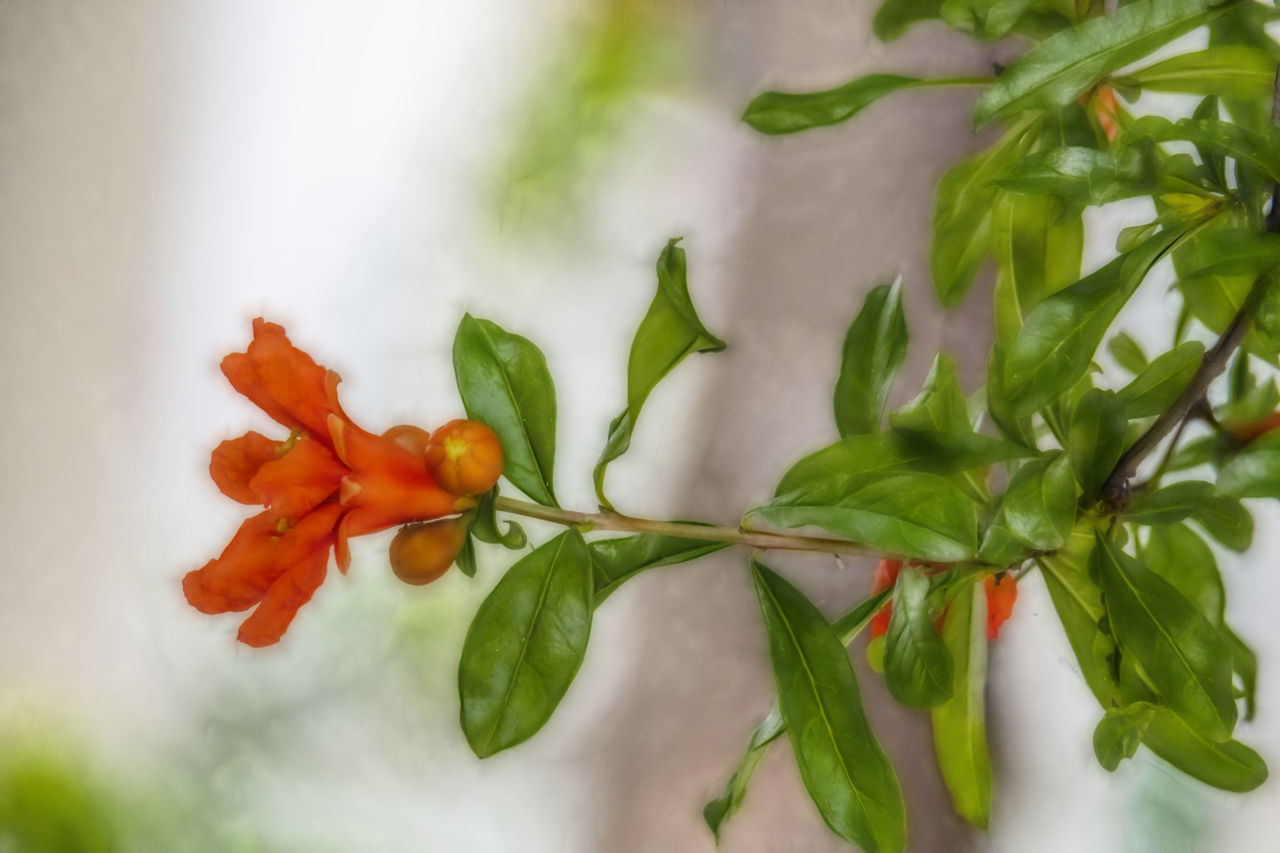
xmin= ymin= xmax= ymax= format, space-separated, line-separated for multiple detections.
xmin=1114 ymin=46 xmax=1279 ymax=100
xmin=992 ymin=192 xmax=1083 ymax=344
xmin=1039 ymin=526 xmax=1266 ymax=789
xmin=593 ymin=239 xmax=726 ymax=507
xmin=974 ymin=0 xmax=1244 ymax=124
xmin=752 ymin=561 xmax=905 ymax=853
xmin=1116 ymin=340 xmax=1204 ymax=418
xmin=1127 ymin=481 xmax=1253 ymax=552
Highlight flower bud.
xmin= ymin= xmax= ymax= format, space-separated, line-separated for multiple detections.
xmin=389 ymin=516 xmax=469 ymax=586
xmin=424 ymin=419 xmax=504 ymax=496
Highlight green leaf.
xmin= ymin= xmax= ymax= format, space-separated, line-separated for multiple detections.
xmin=702 ymin=705 xmax=785 ymax=843
xmin=993 ymin=193 xmax=1084 ymax=344
xmin=1117 ymin=341 xmax=1204 ymax=418
xmin=458 ymin=530 xmax=593 ymax=757
xmin=1002 ymin=452 xmax=1077 ymax=550
xmin=873 ymin=0 xmax=945 ymax=40
xmin=454 ymin=315 xmax=559 ymax=507
xmin=1038 ymin=523 xmax=1122 ymax=708
xmin=889 ymin=354 xmax=970 ymax=434
xmin=976 ymin=502 xmax=1032 ymax=566
xmin=1093 ymin=701 xmax=1158 ymax=772
xmin=594 ymin=239 xmax=726 ymax=507
xmin=1142 ymin=708 xmax=1267 ymax=792
xmin=995 ymin=146 xmax=1171 ymax=208
xmin=757 ymin=472 xmax=979 ymax=562
xmin=941 ymin=0 xmax=1030 ymax=40
xmin=1219 ymin=431 xmax=1280 ymax=498
xmin=932 ymin=129 xmax=1033 ymax=306
xmin=589 ymin=533 xmax=727 ymax=606
xmin=1224 ymin=627 xmax=1258 ymax=722
xmin=1092 ymin=532 xmax=1236 ymax=742
xmin=743 ymin=74 xmax=985 ymax=135
xmin=1125 ymin=115 xmax=1280 ymax=183
xmin=986 ymin=343 xmax=1035 ymax=446
xmin=1129 ymin=483 xmax=1252 ymax=554
xmin=1003 ymin=228 xmax=1180 ymax=416
xmin=1067 ymin=389 xmax=1127 ymax=501
xmin=974 ymin=0 xmax=1242 ymax=124
xmin=1141 ymin=522 xmax=1224 ymax=625
xmin=1115 ymin=46 xmax=1278 ymax=99
xmin=752 ymin=561 xmax=905 ymax=853
xmin=835 ymin=279 xmax=908 ymax=437
xmin=930 ymin=579 xmax=991 ymax=828
xmin=1108 ymin=332 xmax=1149 ymax=375
xmin=471 ymin=488 xmax=527 ymax=549
xmin=455 ymin=530 xmax=478 ymax=578
xmin=703 ymin=589 xmax=890 ymax=841
xmin=1182 ymin=229 xmax=1280 ymax=278
xmin=884 ymin=566 xmax=954 ymax=709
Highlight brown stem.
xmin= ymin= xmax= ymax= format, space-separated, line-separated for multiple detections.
xmin=1101 ymin=66 xmax=1280 ymax=504
xmin=492 ymin=496 xmax=879 ymax=557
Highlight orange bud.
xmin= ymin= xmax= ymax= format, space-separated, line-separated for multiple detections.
xmin=389 ymin=516 xmax=469 ymax=586
xmin=424 ymin=419 xmax=505 ymax=496
xmin=1226 ymin=412 xmax=1280 ymax=444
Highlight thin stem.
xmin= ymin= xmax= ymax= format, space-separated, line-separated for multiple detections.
xmin=492 ymin=496 xmax=880 ymax=557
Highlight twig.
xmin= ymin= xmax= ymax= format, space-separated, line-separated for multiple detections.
xmin=492 ymin=496 xmax=879 ymax=557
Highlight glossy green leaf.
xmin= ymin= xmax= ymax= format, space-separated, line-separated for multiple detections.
xmin=455 ymin=530 xmax=478 ymax=578
xmin=835 ymin=279 xmax=908 ymax=436
xmin=986 ymin=343 xmax=1035 ymax=446
xmin=1115 ymin=46 xmax=1278 ymax=99
xmin=930 ymin=579 xmax=991 ymax=827
xmin=974 ymin=0 xmax=1241 ymax=124
xmin=1117 ymin=341 xmax=1204 ymax=418
xmin=1038 ymin=524 xmax=1122 ymax=707
xmin=1192 ymin=492 xmax=1254 ymax=552
xmin=743 ymin=74 xmax=985 ymax=135
xmin=976 ymin=503 xmax=1032 ymax=567
xmin=1003 ymin=228 xmax=1180 ymax=416
xmin=1093 ymin=702 xmax=1158 ymax=772
xmin=1108 ymin=332 xmax=1149 ymax=375
xmin=1068 ymin=389 xmax=1127 ymax=501
xmin=995 ymin=146 xmax=1171 ymax=208
xmin=1128 ymin=483 xmax=1251 ymax=553
xmin=1003 ymin=452 xmax=1077 ymax=550
xmin=589 ymin=533 xmax=727 ymax=605
xmin=1219 ymin=431 xmax=1280 ymax=498
xmin=1141 ymin=523 xmax=1224 ymax=625
xmin=702 ymin=704 xmax=784 ymax=844
xmin=1183 ymin=229 xmax=1280 ymax=278
xmin=458 ymin=530 xmax=593 ymax=757
xmin=873 ymin=0 xmax=945 ymax=40
xmin=1092 ymin=532 xmax=1236 ymax=742
xmin=1125 ymin=115 xmax=1280 ymax=183
xmin=1142 ymin=708 xmax=1267 ymax=792
xmin=932 ymin=130 xmax=1032 ymax=306
xmin=454 ymin=315 xmax=559 ymax=507
xmin=941 ymin=0 xmax=1030 ymax=40
xmin=884 ymin=566 xmax=954 ymax=708
xmin=1224 ymin=627 xmax=1258 ymax=722
xmin=703 ymin=589 xmax=890 ymax=841
xmin=992 ymin=193 xmax=1084 ymax=344
xmin=757 ymin=472 xmax=979 ymax=562
xmin=890 ymin=354 xmax=970 ymax=434
xmin=890 ymin=429 xmax=1035 ymax=474
xmin=594 ymin=239 xmax=726 ymax=507
xmin=752 ymin=561 xmax=906 ymax=853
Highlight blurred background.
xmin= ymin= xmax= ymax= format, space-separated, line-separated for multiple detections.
xmin=2 ymin=1 xmax=1278 ymax=850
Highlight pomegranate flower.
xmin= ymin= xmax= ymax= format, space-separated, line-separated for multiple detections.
xmin=184 ymin=319 xmax=500 ymax=647
xmin=869 ymin=558 xmax=1017 ymax=641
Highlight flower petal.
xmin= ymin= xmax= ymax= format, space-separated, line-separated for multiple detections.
xmin=182 ymin=511 xmax=280 ymax=614
xmin=209 ymin=431 xmax=280 ymax=504
xmin=249 ymin=436 xmax=346 ymax=521
xmin=233 ymin=503 xmax=342 ymax=646
xmin=221 ymin=319 xmax=336 ymax=437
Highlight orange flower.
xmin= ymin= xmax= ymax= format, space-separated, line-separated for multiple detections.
xmin=1225 ymin=411 xmax=1280 ymax=444
xmin=869 ymin=558 xmax=902 ymax=638
xmin=985 ymin=574 xmax=1017 ymax=640
xmin=184 ymin=319 xmax=499 ymax=647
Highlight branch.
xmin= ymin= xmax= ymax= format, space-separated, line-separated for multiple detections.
xmin=1100 ymin=65 xmax=1280 ymax=505
xmin=492 ymin=496 xmax=879 ymax=557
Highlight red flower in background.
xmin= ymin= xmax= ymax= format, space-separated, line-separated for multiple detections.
xmin=869 ymin=558 xmax=1017 ymax=641
xmin=184 ymin=319 xmax=501 ymax=647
